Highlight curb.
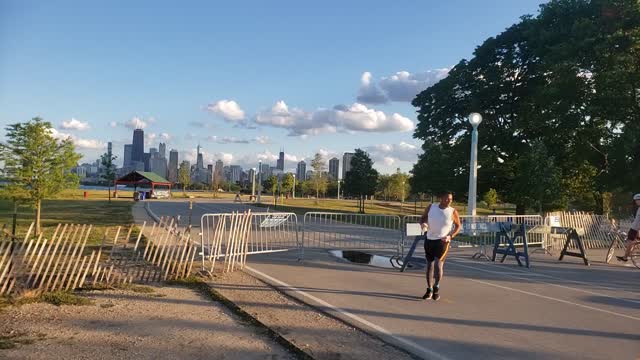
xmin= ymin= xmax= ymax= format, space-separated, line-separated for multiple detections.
xmin=144 ymin=202 xmax=161 ymax=223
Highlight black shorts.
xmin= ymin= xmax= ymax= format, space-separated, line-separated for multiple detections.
xmin=424 ymin=239 xmax=450 ymax=262
xmin=628 ymin=229 xmax=639 ymax=242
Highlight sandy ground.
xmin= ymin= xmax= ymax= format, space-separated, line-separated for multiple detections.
xmin=0 ymin=286 xmax=295 ymax=360
xmin=210 ymin=270 xmax=414 ymax=360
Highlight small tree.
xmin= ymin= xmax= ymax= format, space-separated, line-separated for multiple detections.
xmin=343 ymin=149 xmax=378 ymax=213
xmin=281 ymin=173 xmax=295 ymax=201
xmin=263 ymin=175 xmax=278 ymax=205
xmin=310 ymin=153 xmax=327 ymax=204
xmin=483 ymin=188 xmax=498 ymax=209
xmin=100 ymin=152 xmax=118 ymax=203
xmin=389 ymin=169 xmax=410 ymax=201
xmin=212 ymin=167 xmax=223 ymax=198
xmin=0 ymin=118 xmax=81 ymax=234
xmin=178 ymin=161 xmax=191 ymax=195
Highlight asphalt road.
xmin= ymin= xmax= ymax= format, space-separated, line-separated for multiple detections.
xmin=140 ymin=199 xmax=640 ymax=360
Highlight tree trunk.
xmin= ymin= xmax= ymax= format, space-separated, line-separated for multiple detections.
xmin=361 ymin=195 xmax=366 ymax=214
xmin=108 ymin=182 xmax=112 ymax=203
xmin=515 ymin=203 xmax=526 ymax=215
xmin=36 ymin=199 xmax=42 ymax=235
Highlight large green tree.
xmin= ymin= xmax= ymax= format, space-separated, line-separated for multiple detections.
xmin=0 ymin=118 xmax=81 ymax=234
xmin=411 ymin=0 xmax=640 ymax=214
xmin=343 ymin=149 xmax=379 ymax=213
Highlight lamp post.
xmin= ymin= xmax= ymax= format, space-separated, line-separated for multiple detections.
xmin=337 ymin=180 xmax=341 ymax=200
xmin=401 ymin=179 xmax=405 ymax=213
xmin=251 ymin=168 xmax=256 ymax=199
xmin=257 ymin=160 xmax=262 ymax=203
xmin=467 ymin=112 xmax=483 ymax=216
xmin=292 ymin=174 xmax=296 ymax=199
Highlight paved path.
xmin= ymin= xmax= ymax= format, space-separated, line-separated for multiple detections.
xmin=138 ymin=200 xmax=640 ymax=359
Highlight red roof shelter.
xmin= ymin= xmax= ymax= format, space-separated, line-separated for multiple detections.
xmin=114 ymin=171 xmax=172 ymax=198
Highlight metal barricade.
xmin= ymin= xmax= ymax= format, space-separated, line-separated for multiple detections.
xmin=550 ymin=212 xmax=625 ymax=250
xmin=402 ymin=214 xmax=545 ymax=252
xmin=302 ymin=212 xmax=402 ymax=256
xmin=200 ymin=212 xmax=300 ymax=270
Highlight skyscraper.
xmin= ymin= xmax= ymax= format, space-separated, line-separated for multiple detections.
xmin=277 ymin=150 xmax=285 ymax=171
xmin=230 ymin=165 xmax=242 ymax=183
xmin=296 ymin=161 xmax=307 ymax=181
xmin=196 ymin=144 xmax=204 ymax=170
xmin=123 ymin=144 xmax=132 ymax=170
xmin=342 ymin=152 xmax=355 ymax=179
xmin=260 ymin=163 xmax=270 ymax=177
xmin=329 ymin=157 xmax=339 ymax=180
xmin=132 ymin=129 xmax=144 ymax=163
xmin=159 ymin=142 xmax=166 ymax=159
xmin=214 ymin=160 xmax=224 ymax=186
xmin=168 ymin=149 xmax=179 ymax=182
xmin=207 ymin=164 xmax=214 ymax=185
xmin=107 ymin=142 xmax=113 ymax=157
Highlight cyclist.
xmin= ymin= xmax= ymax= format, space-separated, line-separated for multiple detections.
xmin=617 ymin=193 xmax=640 ymax=262
xmin=419 ymin=190 xmax=461 ymax=301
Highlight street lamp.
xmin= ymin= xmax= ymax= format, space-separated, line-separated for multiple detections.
xmin=292 ymin=174 xmax=296 ymax=199
xmin=401 ymin=179 xmax=405 ymax=213
xmin=251 ymin=168 xmax=256 ymax=199
xmin=257 ymin=160 xmax=262 ymax=203
xmin=467 ymin=112 xmax=483 ymax=216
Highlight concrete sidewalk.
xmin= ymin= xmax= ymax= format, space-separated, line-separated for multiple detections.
xmin=244 ymin=248 xmax=640 ymax=360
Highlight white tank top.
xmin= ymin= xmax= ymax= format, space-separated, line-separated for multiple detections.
xmin=426 ymin=204 xmax=454 ymax=240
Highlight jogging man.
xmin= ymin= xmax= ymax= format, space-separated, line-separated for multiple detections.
xmin=419 ymin=190 xmax=461 ymax=301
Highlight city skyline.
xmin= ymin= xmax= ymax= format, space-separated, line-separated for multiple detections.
xmin=0 ymin=1 xmax=545 ymax=174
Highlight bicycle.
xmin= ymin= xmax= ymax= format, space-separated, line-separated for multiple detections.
xmin=605 ymin=220 xmax=640 ymax=269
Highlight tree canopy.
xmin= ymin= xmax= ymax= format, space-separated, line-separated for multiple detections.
xmin=343 ymin=149 xmax=379 ymax=213
xmin=0 ymin=118 xmax=81 ymax=233
xmin=411 ymin=0 xmax=640 ymax=214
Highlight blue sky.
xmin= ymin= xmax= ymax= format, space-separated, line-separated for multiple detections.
xmin=0 ymin=0 xmax=546 ymax=175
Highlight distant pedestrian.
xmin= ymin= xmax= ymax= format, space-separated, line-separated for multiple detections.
xmin=419 ymin=190 xmax=461 ymax=301
xmin=617 ymin=193 xmax=640 ymax=262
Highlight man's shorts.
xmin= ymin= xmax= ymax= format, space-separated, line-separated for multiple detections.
xmin=628 ymin=228 xmax=639 ymax=242
xmin=424 ymin=238 xmax=450 ymax=262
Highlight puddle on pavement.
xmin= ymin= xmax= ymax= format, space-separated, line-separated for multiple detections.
xmin=328 ymin=250 xmax=422 ymax=269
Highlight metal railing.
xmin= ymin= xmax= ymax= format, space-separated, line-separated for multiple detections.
xmin=402 ymin=214 xmax=545 ymax=249
xmin=200 ymin=212 xmax=299 ymax=270
xmin=302 ymin=212 xmax=402 ymax=256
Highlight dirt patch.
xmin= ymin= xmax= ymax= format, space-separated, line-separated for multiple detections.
xmin=209 ymin=270 xmax=416 ymax=360
xmin=0 ymin=285 xmax=296 ymax=360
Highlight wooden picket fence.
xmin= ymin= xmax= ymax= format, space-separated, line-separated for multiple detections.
xmin=0 ymin=219 xmax=198 ymax=297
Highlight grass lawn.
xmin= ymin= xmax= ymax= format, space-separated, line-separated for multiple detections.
xmin=0 ymin=197 xmax=135 ymax=246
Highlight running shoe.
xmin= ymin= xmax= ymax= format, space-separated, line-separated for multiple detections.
xmin=421 ymin=288 xmax=432 ymax=300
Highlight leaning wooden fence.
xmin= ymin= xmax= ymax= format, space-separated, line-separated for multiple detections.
xmin=0 ymin=219 xmax=198 ymax=297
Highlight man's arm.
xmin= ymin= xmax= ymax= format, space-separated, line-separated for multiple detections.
xmin=420 ymin=204 xmax=431 ymax=232
xmin=450 ymin=209 xmax=462 ymax=239
xmin=442 ymin=209 xmax=462 ymax=242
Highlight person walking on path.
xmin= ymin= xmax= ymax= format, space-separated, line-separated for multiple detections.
xmin=617 ymin=193 xmax=640 ymax=262
xmin=419 ymin=190 xmax=461 ymax=301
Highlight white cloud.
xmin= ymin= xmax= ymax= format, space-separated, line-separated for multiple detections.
xmin=254 ymin=101 xmax=413 ymax=136
xmin=206 ymin=100 xmax=246 ymax=122
xmin=109 ymin=121 xmax=117 ymax=128
xmin=48 ymin=128 xmax=105 ymax=150
xmin=254 ymin=135 xmax=271 ymax=144
xmin=124 ymin=117 xmax=147 ymax=129
xmin=334 ymin=103 xmax=414 ymax=132
xmin=160 ymin=133 xmax=171 ymax=141
xmin=146 ymin=133 xmax=157 ymax=141
xmin=357 ymin=69 xmax=450 ymax=104
xmin=356 ymin=72 xmax=388 ymax=104
xmin=61 ymin=118 xmax=90 ymax=131
xmin=219 ymin=136 xmax=250 ymax=144
xmin=365 ymin=141 xmax=421 ymax=168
